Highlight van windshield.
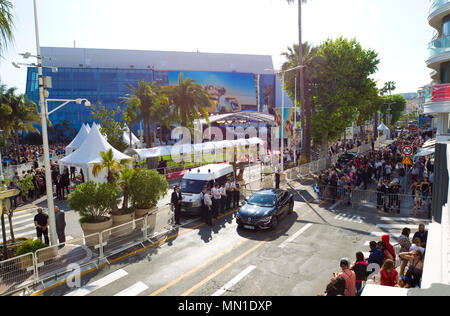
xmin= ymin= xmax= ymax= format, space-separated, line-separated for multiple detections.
xmin=180 ymin=179 xmax=206 ymax=194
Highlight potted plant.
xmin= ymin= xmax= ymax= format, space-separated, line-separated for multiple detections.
xmin=68 ymin=181 xmax=120 ymax=245
xmin=16 ymin=175 xmax=35 ymax=203
xmin=129 ymin=168 xmax=168 ymax=230
xmin=111 ymin=167 xmax=136 ymax=229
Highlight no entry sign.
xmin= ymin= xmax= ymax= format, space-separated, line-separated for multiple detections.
xmin=402 ymin=145 xmax=413 ymax=156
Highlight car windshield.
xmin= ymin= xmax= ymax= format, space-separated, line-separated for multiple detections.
xmin=180 ymin=179 xmax=206 ymax=194
xmin=247 ymin=193 xmax=277 ymax=207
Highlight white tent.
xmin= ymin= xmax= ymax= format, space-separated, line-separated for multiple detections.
xmin=123 ymin=126 xmax=143 ymax=149
xmin=59 ymin=124 xmax=132 ymax=183
xmin=65 ymin=124 xmax=91 ymax=155
xmin=130 ymin=137 xmax=266 ymax=160
xmin=85 ymin=123 xmax=91 ymax=133
xmin=377 ymin=123 xmax=391 ymax=139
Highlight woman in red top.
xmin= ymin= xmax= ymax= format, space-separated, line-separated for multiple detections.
xmin=381 ymin=235 xmax=396 ymax=264
xmin=379 ymin=259 xmax=398 ymax=287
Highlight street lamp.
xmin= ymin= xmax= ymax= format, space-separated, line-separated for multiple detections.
xmin=10 ymin=0 xmax=89 ymax=246
xmin=265 ymin=65 xmax=305 ymax=172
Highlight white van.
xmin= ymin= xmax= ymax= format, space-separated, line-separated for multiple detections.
xmin=180 ymin=164 xmax=234 ymax=215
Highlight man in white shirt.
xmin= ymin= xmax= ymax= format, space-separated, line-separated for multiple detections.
xmin=204 ymin=189 xmax=213 ymax=226
xmin=219 ymin=183 xmax=227 ymax=214
xmin=225 ymin=180 xmax=233 ymax=211
xmin=211 ymin=184 xmax=221 ymax=219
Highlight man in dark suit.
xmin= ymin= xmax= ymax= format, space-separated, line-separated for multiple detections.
xmin=171 ymin=185 xmax=182 ymax=225
xmin=54 ymin=206 xmax=66 ymax=245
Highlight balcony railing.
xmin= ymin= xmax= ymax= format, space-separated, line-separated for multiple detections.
xmin=429 ymin=35 xmax=450 ymax=58
xmin=425 ymin=83 xmax=450 ymax=103
xmin=430 ymin=0 xmax=450 ymax=13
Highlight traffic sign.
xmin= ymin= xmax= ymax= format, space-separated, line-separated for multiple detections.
xmin=402 ymin=156 xmax=413 ymax=166
xmin=402 ymin=145 xmax=413 ymax=156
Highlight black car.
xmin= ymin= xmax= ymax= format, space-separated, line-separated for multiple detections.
xmin=236 ymin=189 xmax=294 ymax=230
xmin=337 ymin=152 xmax=357 ymax=166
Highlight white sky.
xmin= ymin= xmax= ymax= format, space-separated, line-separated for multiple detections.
xmin=0 ymin=0 xmax=433 ymax=94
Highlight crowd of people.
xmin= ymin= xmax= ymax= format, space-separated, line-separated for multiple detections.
xmin=314 ymin=131 xmax=434 ymax=216
xmin=325 ymin=224 xmax=428 ymax=296
xmin=1 ymin=144 xmax=65 ymax=166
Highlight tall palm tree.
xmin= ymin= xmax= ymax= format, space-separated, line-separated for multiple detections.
xmin=0 ymin=84 xmax=13 ymax=144
xmin=163 ymin=73 xmax=211 ymax=129
xmin=0 ymin=0 xmax=14 ymax=55
xmin=122 ymin=80 xmax=169 ymax=148
xmin=8 ymin=90 xmax=40 ymax=161
xmin=287 ymin=0 xmax=311 ymax=161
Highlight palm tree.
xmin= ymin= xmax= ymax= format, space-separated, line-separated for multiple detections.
xmin=92 ymin=149 xmax=130 ymax=185
xmin=0 ymin=84 xmax=13 ymax=145
xmin=118 ymin=167 xmax=135 ymax=211
xmin=287 ymin=0 xmax=311 ymax=161
xmin=0 ymin=0 xmax=14 ymax=55
xmin=8 ymin=90 xmax=40 ymax=161
xmin=122 ymin=80 xmax=168 ymax=148
xmin=163 ymin=73 xmax=211 ymax=129
xmin=381 ymin=81 xmax=396 ymax=96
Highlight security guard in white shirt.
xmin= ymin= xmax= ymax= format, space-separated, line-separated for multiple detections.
xmin=211 ymin=184 xmax=221 ymax=219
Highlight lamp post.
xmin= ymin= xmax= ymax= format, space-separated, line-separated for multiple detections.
xmin=10 ymin=0 xmax=91 ymax=245
xmin=265 ymin=65 xmax=305 ymax=172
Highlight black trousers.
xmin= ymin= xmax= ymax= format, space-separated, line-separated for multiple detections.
xmin=233 ymin=191 xmax=240 ymax=208
xmin=226 ymin=191 xmax=233 ymax=210
xmin=212 ymin=199 xmax=219 ymax=218
xmin=174 ymin=205 xmax=181 ymax=224
xmin=205 ymin=206 xmax=212 ymax=225
xmin=36 ymin=228 xmax=49 ymax=245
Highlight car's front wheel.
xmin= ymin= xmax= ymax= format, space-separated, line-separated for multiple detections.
xmin=270 ymin=216 xmax=279 ymax=230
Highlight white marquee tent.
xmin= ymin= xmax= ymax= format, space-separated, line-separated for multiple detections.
xmin=59 ymin=124 xmax=132 ymax=183
xmin=377 ymin=123 xmax=391 ymax=139
xmin=130 ymin=137 xmax=266 ymax=160
xmin=123 ymin=126 xmax=143 ymax=149
xmin=65 ymin=124 xmax=91 ymax=155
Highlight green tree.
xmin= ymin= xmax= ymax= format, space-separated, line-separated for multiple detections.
xmin=307 ymin=38 xmax=379 ymax=148
xmin=0 ymin=0 xmax=14 ymax=55
xmin=122 ymin=80 xmax=168 ymax=148
xmin=91 ymin=104 xmax=128 ymax=152
xmin=91 ymin=148 xmax=130 ymax=185
xmin=381 ymin=94 xmax=406 ymax=126
xmin=380 ymin=81 xmax=396 ymax=96
xmin=163 ymin=73 xmax=211 ymax=130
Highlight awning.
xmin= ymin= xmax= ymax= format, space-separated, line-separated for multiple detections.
xmin=422 ymin=138 xmax=436 ymax=149
xmin=130 ymin=137 xmax=266 ymax=160
xmin=415 ymin=147 xmax=435 ymax=157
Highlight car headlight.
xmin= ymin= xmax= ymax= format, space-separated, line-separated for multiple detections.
xmin=191 ymin=200 xmax=200 ymax=207
xmin=259 ymin=216 xmax=272 ymax=223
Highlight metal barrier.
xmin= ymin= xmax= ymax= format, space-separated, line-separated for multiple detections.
xmin=0 ymin=253 xmax=35 ymax=294
xmin=0 ymin=204 xmax=176 ymax=296
xmin=34 ymin=233 xmax=101 ymax=282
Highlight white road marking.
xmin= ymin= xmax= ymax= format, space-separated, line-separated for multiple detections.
xmin=64 ymin=269 xmax=128 ymax=296
xmin=114 ymin=282 xmax=148 ymax=296
xmin=278 ymin=224 xmax=313 ymax=249
xmin=211 ymin=265 xmax=256 ymax=296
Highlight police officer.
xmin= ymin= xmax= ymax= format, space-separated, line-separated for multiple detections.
xmin=200 ymin=186 xmax=208 ymax=223
xmin=225 ymin=179 xmax=233 ymax=211
xmin=171 ymin=185 xmax=182 ymax=225
xmin=233 ymin=180 xmax=240 ymax=209
xmin=204 ymin=188 xmax=213 ymax=226
xmin=220 ymin=183 xmax=227 ymax=214
xmin=211 ymin=184 xmax=221 ymax=219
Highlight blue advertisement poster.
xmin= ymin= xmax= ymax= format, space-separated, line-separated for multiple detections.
xmin=168 ymin=71 xmax=257 ymax=114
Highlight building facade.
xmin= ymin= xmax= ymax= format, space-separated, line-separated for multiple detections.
xmin=25 ymin=47 xmax=284 ymax=133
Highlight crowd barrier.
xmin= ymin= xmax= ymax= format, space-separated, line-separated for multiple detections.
xmin=0 ymin=205 xmax=174 ymax=296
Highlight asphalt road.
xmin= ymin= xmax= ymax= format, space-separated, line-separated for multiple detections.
xmin=31 ymin=180 xmax=430 ymax=297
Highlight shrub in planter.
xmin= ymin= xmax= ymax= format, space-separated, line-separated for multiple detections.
xmin=68 ymin=181 xmax=120 ymax=242
xmin=129 ymin=168 xmax=168 ymax=219
xmin=15 ymin=239 xmax=48 ymax=270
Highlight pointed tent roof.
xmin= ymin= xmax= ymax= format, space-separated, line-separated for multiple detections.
xmin=59 ymin=123 xmax=132 ymax=168
xmin=123 ymin=126 xmax=142 ymax=148
xmin=85 ymin=123 xmax=91 ymax=132
xmin=65 ymin=124 xmax=91 ymax=153
xmin=378 ymin=123 xmax=389 ymax=130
